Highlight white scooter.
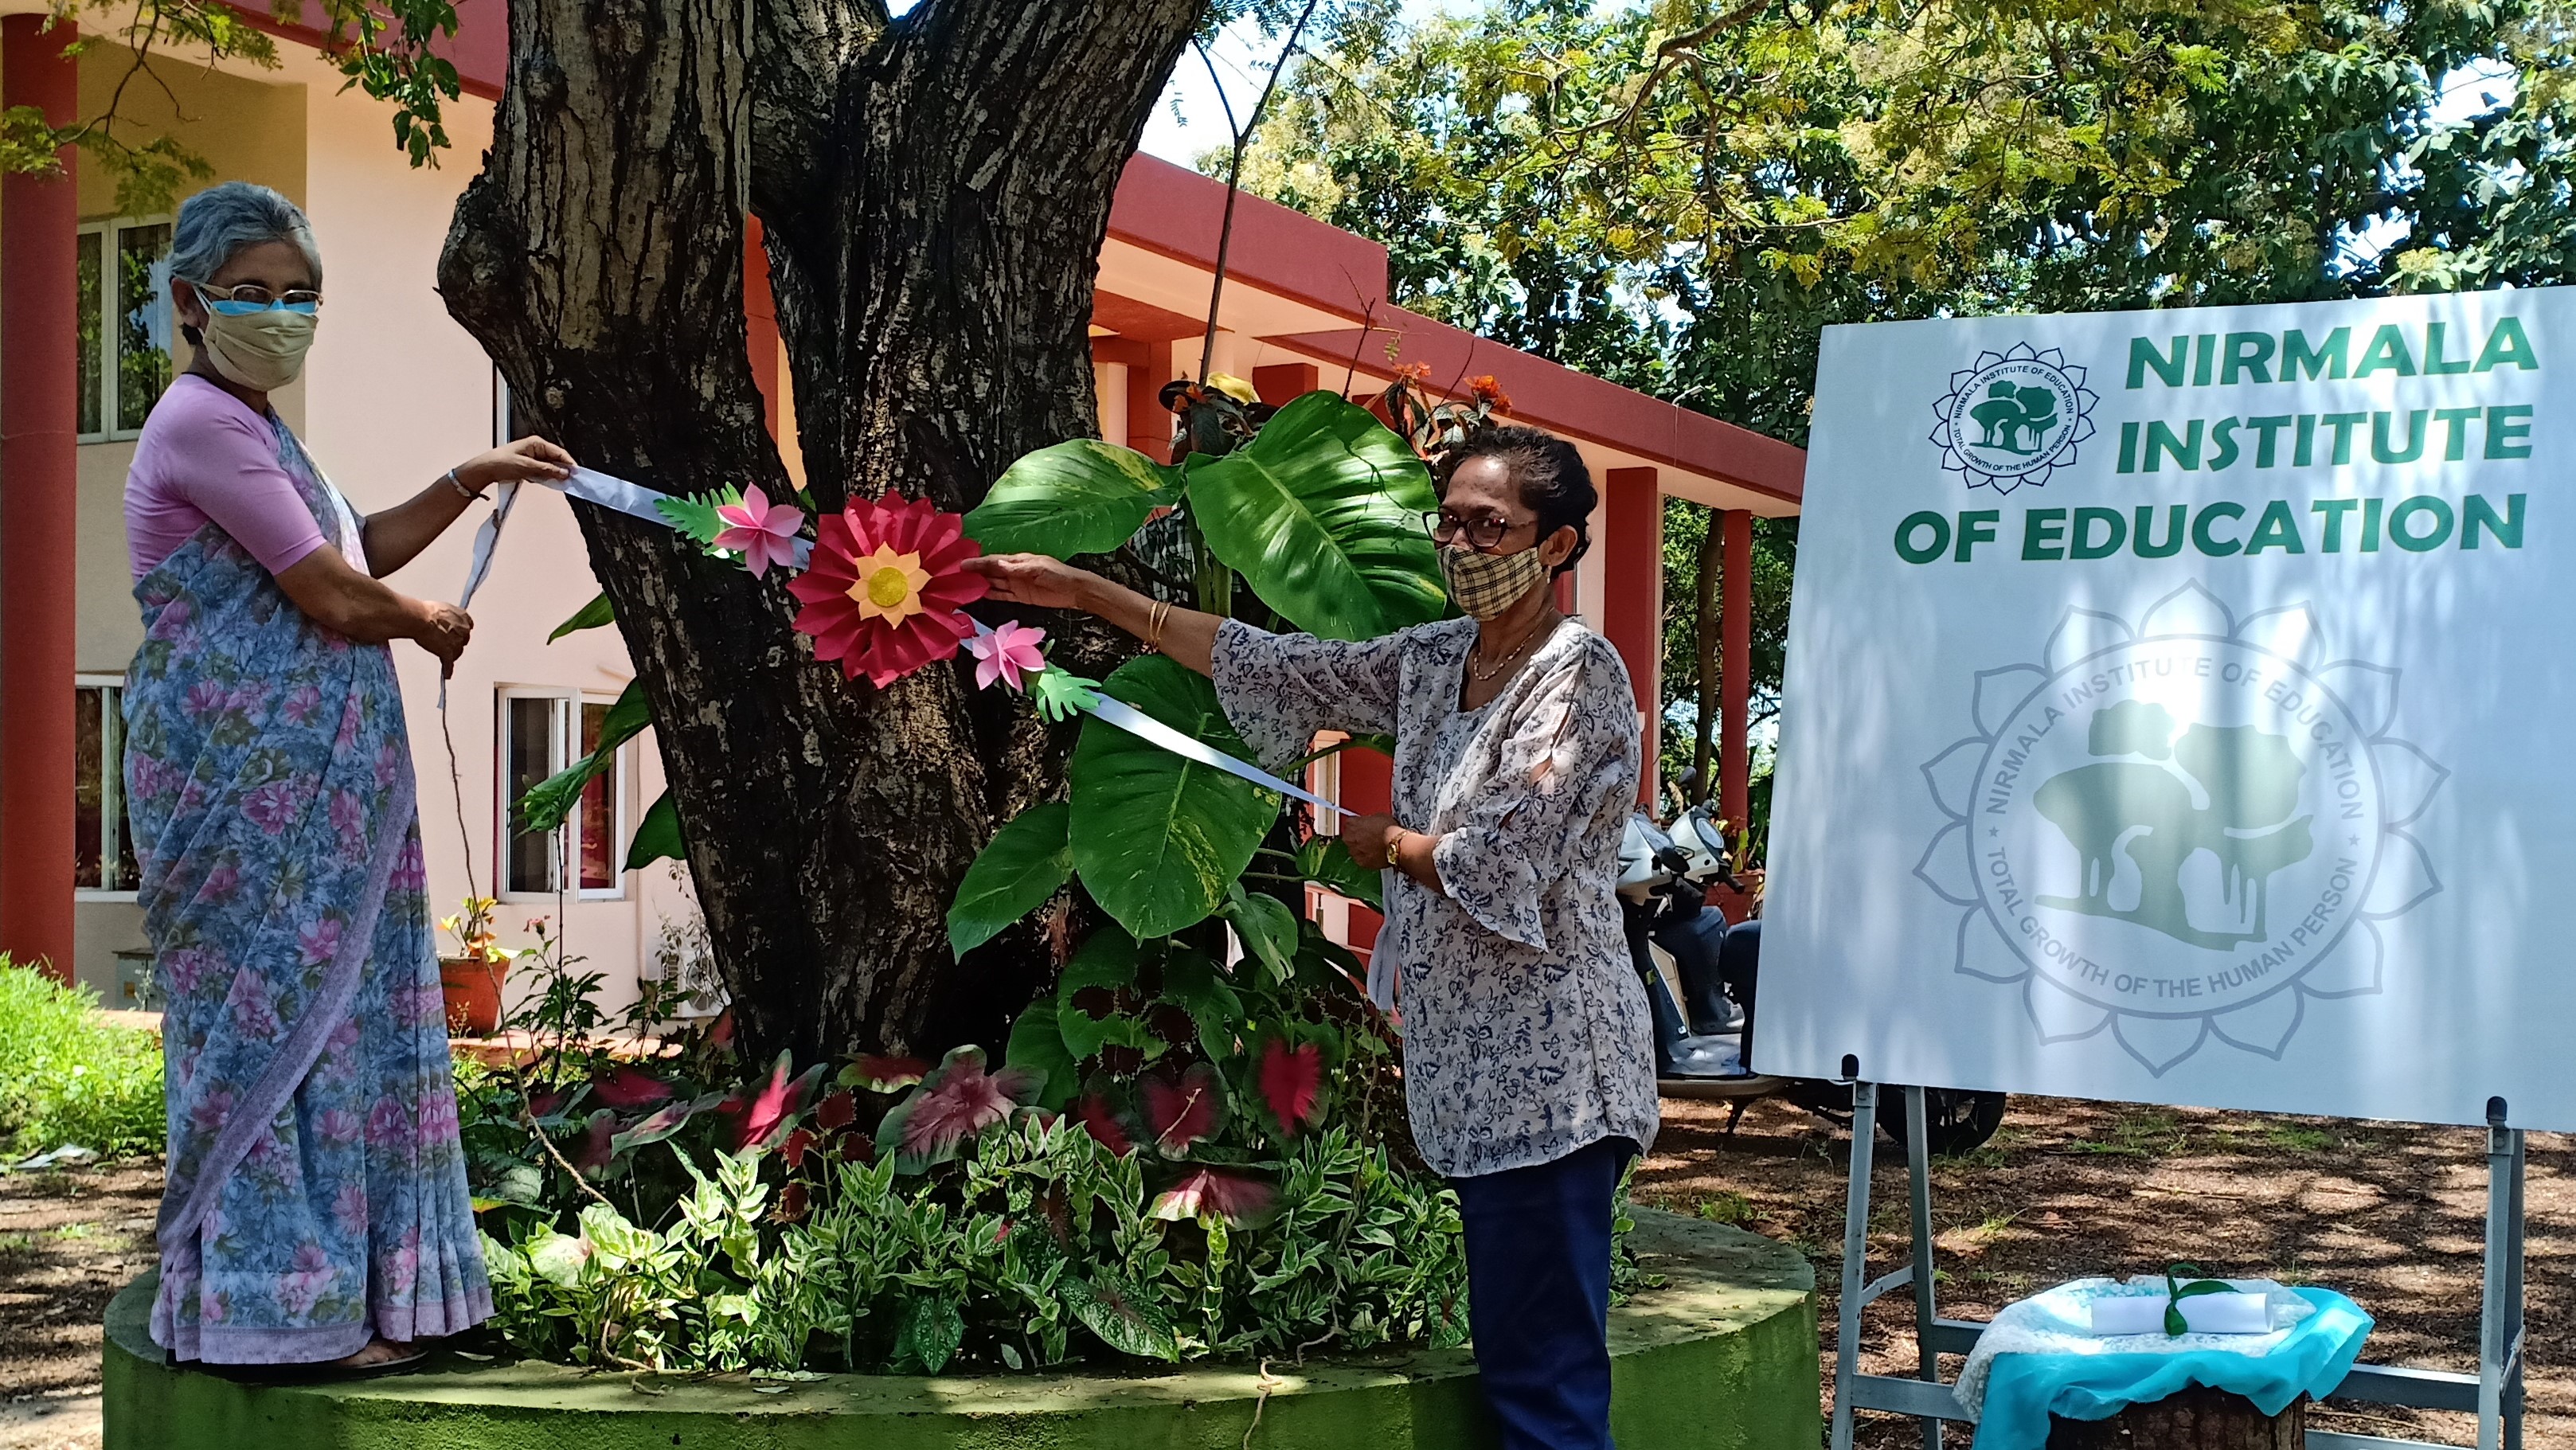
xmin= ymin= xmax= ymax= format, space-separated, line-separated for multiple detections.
xmin=1619 ymin=775 xmax=2007 ymax=1153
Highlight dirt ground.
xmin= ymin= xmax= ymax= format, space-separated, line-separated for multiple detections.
xmin=2 ymin=1097 xmax=2558 ymax=1448
xmin=0 ymin=1159 xmax=155 ymax=1450
xmin=1632 ymin=1095 xmax=2566 ymax=1448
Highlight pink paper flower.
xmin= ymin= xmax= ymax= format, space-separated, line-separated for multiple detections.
xmin=713 ymin=485 xmax=807 ymax=577
xmin=965 ymin=620 xmax=1049 ymax=692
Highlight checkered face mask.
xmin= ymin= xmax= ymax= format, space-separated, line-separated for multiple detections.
xmin=1437 ymin=541 xmax=1548 ymax=619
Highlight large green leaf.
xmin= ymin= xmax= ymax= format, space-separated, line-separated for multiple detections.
xmin=623 ymin=791 xmax=684 ymax=871
xmin=1055 ymin=927 xmax=1165 ymax=1062
xmin=516 ymin=679 xmax=651 ymax=833
xmin=1223 ymin=884 xmax=1300 ymax=983
xmin=1004 ymin=1002 xmax=1080 ymax=1112
xmin=1067 ymin=656 xmax=1279 ymax=938
xmin=1181 ymin=391 xmax=1444 ymax=640
xmin=946 ymin=802 xmax=1073 ymax=958
xmin=549 ymin=592 xmax=616 ymax=643
xmin=964 ymin=439 xmax=1182 ymax=558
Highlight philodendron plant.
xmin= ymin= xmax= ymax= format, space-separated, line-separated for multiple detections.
xmin=944 ymin=383 xmax=1445 ymax=1199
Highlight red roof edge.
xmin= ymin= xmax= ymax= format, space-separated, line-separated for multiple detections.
xmin=1266 ymin=308 xmax=1804 ymax=504
xmin=1107 ymin=153 xmax=1390 ymax=324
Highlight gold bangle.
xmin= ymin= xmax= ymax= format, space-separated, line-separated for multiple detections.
xmin=1145 ymin=599 xmax=1171 ymax=653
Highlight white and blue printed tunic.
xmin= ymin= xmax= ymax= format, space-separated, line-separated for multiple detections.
xmin=1212 ymin=616 xmax=1660 ymax=1180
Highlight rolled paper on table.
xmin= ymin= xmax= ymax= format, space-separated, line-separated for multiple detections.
xmin=2087 ymin=1291 xmax=2272 ymax=1336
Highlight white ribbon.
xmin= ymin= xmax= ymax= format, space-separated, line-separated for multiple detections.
xmin=456 ymin=466 xmax=812 ymax=608
xmin=460 ymin=469 xmax=1341 ymax=815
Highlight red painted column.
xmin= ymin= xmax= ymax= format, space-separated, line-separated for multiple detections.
xmin=1719 ymin=509 xmax=1754 ymax=831
xmin=2 ymin=16 xmax=80 ymax=983
xmin=1601 ymin=467 xmax=1661 ymax=803
xmin=1251 ymin=362 xmax=1317 ymax=406
xmin=1126 ymin=341 xmax=1175 ymax=463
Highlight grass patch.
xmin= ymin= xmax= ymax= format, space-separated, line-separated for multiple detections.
xmin=2265 ymin=1125 xmax=2336 ymax=1153
xmin=0 ymin=961 xmax=163 ymax=1161
xmin=1697 ymin=1190 xmax=1758 ymax=1226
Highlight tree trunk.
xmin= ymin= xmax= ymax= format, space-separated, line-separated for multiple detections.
xmin=438 ymin=0 xmax=1202 ymax=1065
xmin=2047 ymin=1389 xmax=2304 ymax=1448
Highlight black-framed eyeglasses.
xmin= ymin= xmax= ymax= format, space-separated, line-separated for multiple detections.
xmin=1421 ymin=511 xmax=1526 ymax=549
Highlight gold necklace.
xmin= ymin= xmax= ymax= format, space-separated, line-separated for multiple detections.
xmin=1468 ymin=612 xmax=1557 ymax=682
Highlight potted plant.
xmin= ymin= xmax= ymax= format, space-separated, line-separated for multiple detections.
xmin=438 ymin=896 xmax=513 ymax=1038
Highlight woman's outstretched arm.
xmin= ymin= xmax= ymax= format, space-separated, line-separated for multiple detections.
xmin=359 ymin=436 xmax=576 ymax=578
xmin=964 ymin=553 xmax=1219 ymax=677
xmin=273 ymin=546 xmax=472 ymax=665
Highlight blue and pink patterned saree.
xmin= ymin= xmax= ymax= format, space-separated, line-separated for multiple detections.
xmin=123 ymin=416 xmax=489 ymax=1363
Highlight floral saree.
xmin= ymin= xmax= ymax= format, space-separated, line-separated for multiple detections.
xmin=123 ymin=415 xmax=489 ymax=1363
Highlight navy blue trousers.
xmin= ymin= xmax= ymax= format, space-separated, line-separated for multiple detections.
xmin=1453 ymin=1135 xmax=1633 ymax=1450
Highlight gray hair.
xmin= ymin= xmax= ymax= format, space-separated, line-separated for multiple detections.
xmin=169 ymin=182 xmax=322 ymax=289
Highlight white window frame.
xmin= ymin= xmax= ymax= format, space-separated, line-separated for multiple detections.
xmin=76 ymin=214 xmax=176 ymax=444
xmin=74 ymin=674 xmax=136 ymax=902
xmin=494 ymin=686 xmax=631 ymax=903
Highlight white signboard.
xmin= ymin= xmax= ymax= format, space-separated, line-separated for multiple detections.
xmin=1762 ymin=290 xmax=2574 ymax=1129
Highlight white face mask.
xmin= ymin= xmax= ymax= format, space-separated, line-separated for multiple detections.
xmin=196 ymin=305 xmax=317 ymax=393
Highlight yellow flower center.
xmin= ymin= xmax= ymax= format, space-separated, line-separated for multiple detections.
xmin=846 ymin=545 xmax=931 ymax=623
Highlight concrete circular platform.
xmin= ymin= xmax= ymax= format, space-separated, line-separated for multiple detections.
xmin=104 ymin=1207 xmax=1816 ymax=1449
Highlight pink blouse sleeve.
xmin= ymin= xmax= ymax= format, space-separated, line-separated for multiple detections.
xmin=150 ymin=391 xmax=330 ymax=579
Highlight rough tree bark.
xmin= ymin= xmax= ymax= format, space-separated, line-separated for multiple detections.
xmin=438 ymin=0 xmax=1204 ymax=1064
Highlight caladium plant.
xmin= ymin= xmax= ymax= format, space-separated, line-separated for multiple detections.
xmin=1256 ymin=1035 xmax=1327 ymax=1140
xmin=1150 ymin=1166 xmax=1280 ymax=1229
xmin=1140 ymin=1063 xmax=1228 ymax=1158
xmin=875 ymin=1045 xmax=1047 ymax=1174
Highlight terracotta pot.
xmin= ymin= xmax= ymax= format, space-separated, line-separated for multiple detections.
xmin=439 ymin=954 xmax=512 ymax=1038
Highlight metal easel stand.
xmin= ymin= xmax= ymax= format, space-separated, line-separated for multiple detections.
xmin=1827 ymin=1083 xmax=2525 ymax=1450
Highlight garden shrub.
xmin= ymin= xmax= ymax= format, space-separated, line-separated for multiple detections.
xmin=0 ymin=961 xmax=164 ymax=1160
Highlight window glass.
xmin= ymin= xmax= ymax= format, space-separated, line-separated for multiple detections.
xmin=76 ymin=231 xmax=103 ymax=437
xmin=115 ymin=223 xmax=174 ymax=432
xmin=503 ymin=695 xmax=562 ymax=894
xmin=578 ymin=701 xmax=617 ymax=891
xmin=73 ymin=684 xmax=136 ymax=893
xmin=75 ymin=687 xmax=104 ymax=891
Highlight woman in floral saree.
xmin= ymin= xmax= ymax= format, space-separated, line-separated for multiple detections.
xmin=123 ymin=182 xmax=573 ymax=1371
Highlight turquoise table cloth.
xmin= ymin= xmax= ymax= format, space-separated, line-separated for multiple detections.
xmin=1969 ymin=1286 xmax=2373 ymax=1450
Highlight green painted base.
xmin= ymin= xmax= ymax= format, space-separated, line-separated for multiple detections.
xmin=104 ymin=1209 xmax=1818 ymax=1449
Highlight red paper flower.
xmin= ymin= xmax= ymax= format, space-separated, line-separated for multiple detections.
xmin=787 ymin=494 xmax=988 ymax=687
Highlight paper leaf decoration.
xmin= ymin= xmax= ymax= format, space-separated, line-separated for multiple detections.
xmin=655 ymin=484 xmax=744 ymax=546
xmin=1030 ymin=667 xmax=1103 ymax=723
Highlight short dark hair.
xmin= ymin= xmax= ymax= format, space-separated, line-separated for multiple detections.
xmin=1433 ymin=424 xmax=1595 ymax=576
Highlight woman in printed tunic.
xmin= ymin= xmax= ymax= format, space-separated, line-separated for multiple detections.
xmin=122 ymin=182 xmax=573 ymax=1371
xmin=970 ymin=425 xmax=1657 ymax=1450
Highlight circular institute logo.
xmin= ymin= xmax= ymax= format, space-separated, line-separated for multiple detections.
xmin=1930 ymin=342 xmax=2097 ymax=494
xmin=1914 ymin=584 xmax=2449 ymax=1076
